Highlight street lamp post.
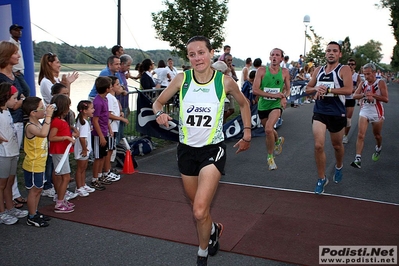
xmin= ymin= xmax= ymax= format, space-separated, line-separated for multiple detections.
xmin=303 ymin=15 xmax=310 ymax=59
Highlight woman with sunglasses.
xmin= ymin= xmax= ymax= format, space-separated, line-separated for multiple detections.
xmin=38 ymin=53 xmax=79 ymax=105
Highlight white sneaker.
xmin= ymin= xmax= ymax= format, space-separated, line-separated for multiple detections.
xmin=0 ymin=211 xmax=18 ymax=225
xmin=304 ymin=100 xmax=310 ymax=104
xmin=54 ymin=191 xmax=78 ymax=201
xmin=7 ymin=208 xmax=28 ymax=218
xmin=268 ymin=157 xmax=277 ymax=171
xmin=41 ymin=187 xmax=56 ymax=197
xmin=75 ymin=187 xmax=89 ymax=197
xmin=105 ymin=172 xmax=121 ymax=182
xmin=342 ymin=135 xmax=348 ymax=144
xmin=83 ymin=184 xmax=95 ymax=193
xmin=65 ymin=190 xmax=78 ymax=200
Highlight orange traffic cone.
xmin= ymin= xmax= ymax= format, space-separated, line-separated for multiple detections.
xmin=122 ymin=150 xmax=136 ymax=174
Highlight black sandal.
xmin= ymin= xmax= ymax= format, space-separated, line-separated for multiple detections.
xmin=13 ymin=200 xmax=23 ymax=209
xmin=14 ymin=197 xmax=27 ymax=204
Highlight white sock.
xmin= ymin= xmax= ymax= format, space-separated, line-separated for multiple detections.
xmin=198 ymin=247 xmax=208 ymax=257
xmin=376 ymin=145 xmax=382 ymax=152
xmin=92 ymin=177 xmax=98 ymax=182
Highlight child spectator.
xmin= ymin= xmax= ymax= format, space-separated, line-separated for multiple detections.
xmin=0 ymin=83 xmax=28 ymax=224
xmin=103 ymin=76 xmax=128 ymax=181
xmin=241 ymin=70 xmax=257 ymax=107
xmin=42 ymin=83 xmax=78 ymax=201
xmin=90 ymin=77 xmax=112 ymax=190
xmin=48 ymin=94 xmax=75 ymax=213
xmin=22 ymin=96 xmax=55 ymax=226
xmin=74 ymin=100 xmax=96 ymax=197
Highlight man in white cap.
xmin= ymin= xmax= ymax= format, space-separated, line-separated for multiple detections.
xmin=9 ymin=24 xmax=30 ymax=95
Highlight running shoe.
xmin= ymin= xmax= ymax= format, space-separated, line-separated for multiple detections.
xmin=83 ymin=184 xmax=95 ymax=193
xmin=274 ymin=136 xmax=285 ymax=155
xmin=372 ymin=147 xmax=381 ymax=162
xmin=333 ymin=166 xmax=343 ymax=184
xmin=0 ymin=211 xmax=18 ymax=225
xmin=54 ymin=203 xmax=74 ymax=214
xmin=350 ymin=158 xmax=361 ymax=169
xmin=208 ymin=222 xmax=224 ymax=256
xmin=7 ymin=208 xmax=28 ymax=218
xmin=104 ymin=172 xmax=121 ymax=182
xmin=64 ymin=200 xmax=75 ymax=208
xmin=268 ymin=157 xmax=277 ymax=170
xmin=36 ymin=211 xmax=51 ymax=221
xmin=342 ymin=135 xmax=348 ymax=144
xmin=99 ymin=176 xmax=112 ymax=185
xmin=41 ymin=187 xmax=56 ymax=197
xmin=196 ymin=255 xmax=208 ymax=266
xmin=66 ymin=190 xmax=78 ymax=200
xmin=75 ymin=187 xmax=89 ymax=197
xmin=111 ymin=168 xmax=122 ymax=175
xmin=26 ymin=215 xmax=49 ymax=227
xmin=90 ymin=180 xmax=106 ymax=191
xmin=314 ymin=178 xmax=329 ymax=195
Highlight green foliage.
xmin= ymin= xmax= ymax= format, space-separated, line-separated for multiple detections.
xmin=33 ymin=41 xmax=183 ymax=66
xmin=305 ymin=26 xmax=326 ymax=66
xmin=379 ymin=0 xmax=399 ymax=69
xmin=340 ymin=37 xmax=353 ymax=64
xmin=33 ymin=41 xmax=247 ymax=69
xmin=151 ymin=0 xmax=229 ymax=59
xmin=351 ymin=40 xmax=384 ymax=70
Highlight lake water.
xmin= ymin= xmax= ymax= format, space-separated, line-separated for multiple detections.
xmin=33 ymin=70 xmax=141 ymax=115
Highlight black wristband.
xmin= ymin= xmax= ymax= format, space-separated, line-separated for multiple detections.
xmin=155 ymin=110 xmax=164 ymax=119
xmin=241 ymin=138 xmax=251 ymax=142
xmin=243 ymin=127 xmax=251 ymax=130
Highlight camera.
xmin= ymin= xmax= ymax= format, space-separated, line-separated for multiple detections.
xmin=50 ymin=103 xmax=57 ymax=111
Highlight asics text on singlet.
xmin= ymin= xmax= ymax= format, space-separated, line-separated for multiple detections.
xmin=179 ymin=70 xmax=226 ymax=147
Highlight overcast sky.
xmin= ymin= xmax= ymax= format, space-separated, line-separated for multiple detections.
xmin=30 ymin=0 xmax=395 ymax=64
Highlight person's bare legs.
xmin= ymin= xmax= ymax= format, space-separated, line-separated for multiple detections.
xmin=344 ymin=106 xmax=354 ymax=137
xmin=261 ymin=109 xmax=281 ymax=155
xmin=181 ymin=165 xmax=221 ymax=251
xmin=27 ymin=187 xmax=42 ymax=216
xmin=330 ymin=129 xmax=345 ymax=169
xmin=355 ymin=116 xmax=369 ymax=156
xmin=371 ymin=120 xmax=384 ymax=148
xmin=312 ymin=120 xmax=327 ymax=178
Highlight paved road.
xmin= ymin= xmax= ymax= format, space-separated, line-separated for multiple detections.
xmin=2 ymin=82 xmax=398 ymax=265
xmin=139 ymin=81 xmax=399 ymax=205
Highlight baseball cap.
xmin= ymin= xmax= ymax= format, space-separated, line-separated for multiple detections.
xmin=10 ymin=24 xmax=23 ymax=31
xmin=212 ymin=61 xmax=228 ymax=73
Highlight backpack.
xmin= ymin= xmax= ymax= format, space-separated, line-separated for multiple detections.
xmin=131 ymin=137 xmax=154 ymax=156
xmin=115 ymin=136 xmax=154 ymax=168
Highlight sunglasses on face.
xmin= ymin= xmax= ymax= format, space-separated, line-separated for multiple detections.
xmin=348 ymin=63 xmax=355 ymax=66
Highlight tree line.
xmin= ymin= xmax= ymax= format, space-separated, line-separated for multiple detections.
xmin=33 ymin=41 xmax=246 ymax=69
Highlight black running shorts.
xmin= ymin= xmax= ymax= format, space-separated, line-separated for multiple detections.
xmin=345 ymin=99 xmax=356 ymax=107
xmin=258 ymin=108 xmax=282 ymax=120
xmin=312 ymin=113 xmax=346 ymax=133
xmin=177 ymin=142 xmax=226 ymax=176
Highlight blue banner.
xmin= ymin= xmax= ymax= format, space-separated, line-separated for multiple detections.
xmin=289 ymin=80 xmax=310 ymax=100
xmin=136 ymin=91 xmax=179 ymax=142
xmin=136 ymin=92 xmax=284 ymax=142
